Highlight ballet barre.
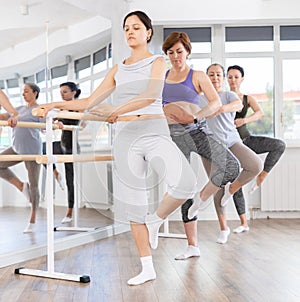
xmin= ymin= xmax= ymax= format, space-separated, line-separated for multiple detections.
xmin=14 ymin=109 xmax=111 ymax=283
xmin=32 ymin=107 xmax=166 ymax=122
xmin=36 ymin=154 xmax=113 ymax=164
xmin=0 ymin=120 xmax=76 ymax=131
xmin=0 ymin=154 xmax=113 ymax=164
xmin=32 ymin=107 xmax=107 ymax=121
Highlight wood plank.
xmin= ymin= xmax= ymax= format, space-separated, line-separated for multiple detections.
xmin=0 ymin=219 xmax=299 ymax=301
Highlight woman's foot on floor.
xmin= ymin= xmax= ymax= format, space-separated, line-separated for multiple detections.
xmin=216 ymin=227 xmax=230 ymax=244
xmin=233 ymin=225 xmax=250 ymax=233
xmin=61 ymin=216 xmax=73 ymax=224
xmin=175 ymin=245 xmax=201 ymax=260
xmin=23 ymin=223 xmax=36 ymax=233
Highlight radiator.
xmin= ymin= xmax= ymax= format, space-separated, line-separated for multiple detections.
xmin=261 ymin=149 xmax=300 ymax=211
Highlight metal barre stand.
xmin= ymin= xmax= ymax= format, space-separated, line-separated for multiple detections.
xmin=15 ymin=111 xmax=90 ymax=283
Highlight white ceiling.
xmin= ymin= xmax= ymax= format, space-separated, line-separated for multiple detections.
xmin=0 ymin=0 xmax=113 ymax=78
xmin=0 ymin=0 xmax=98 ymax=52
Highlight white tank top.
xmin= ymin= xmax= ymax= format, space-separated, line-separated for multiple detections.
xmin=113 ymin=55 xmax=164 ymax=116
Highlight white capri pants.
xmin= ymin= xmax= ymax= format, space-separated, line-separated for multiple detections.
xmin=112 ymin=119 xmax=197 ymax=224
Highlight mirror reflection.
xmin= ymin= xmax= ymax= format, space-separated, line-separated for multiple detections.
xmin=0 ymin=0 xmax=114 ymax=264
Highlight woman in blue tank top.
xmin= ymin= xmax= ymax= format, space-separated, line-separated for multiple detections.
xmin=162 ymin=32 xmax=240 ymax=256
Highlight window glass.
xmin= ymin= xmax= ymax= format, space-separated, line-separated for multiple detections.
xmin=77 ymin=80 xmax=91 ymax=98
xmin=280 ymin=25 xmax=300 ymax=51
xmin=282 ymin=59 xmax=300 ymax=139
xmin=225 ymin=26 xmax=274 ymax=52
xmin=226 ymin=58 xmax=274 ymax=136
xmin=75 ymin=56 xmax=91 ymax=79
xmin=191 ymin=42 xmax=211 ymax=53
xmin=189 ymin=58 xmax=211 ymax=72
xmin=93 ymin=77 xmax=104 ymax=90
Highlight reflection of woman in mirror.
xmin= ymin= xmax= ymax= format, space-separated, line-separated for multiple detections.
xmin=0 ymin=83 xmax=44 ymax=233
xmin=227 ymin=65 xmax=286 ymax=233
xmin=38 ymin=10 xmax=197 ymax=286
xmin=42 ymin=82 xmax=81 ymax=223
xmin=0 ymin=88 xmax=19 ymax=126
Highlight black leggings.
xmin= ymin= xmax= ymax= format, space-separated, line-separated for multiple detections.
xmin=233 ymin=135 xmax=286 ymax=215
xmin=42 ymin=141 xmax=76 ymax=209
xmin=171 ymin=128 xmax=240 ymax=223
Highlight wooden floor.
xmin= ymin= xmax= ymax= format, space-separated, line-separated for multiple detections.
xmin=0 ymin=218 xmax=299 ymax=301
xmin=0 ymin=206 xmax=113 ymax=255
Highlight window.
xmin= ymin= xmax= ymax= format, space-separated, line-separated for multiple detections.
xmin=226 ymin=58 xmax=274 ymax=137
xmin=189 ymin=59 xmax=211 ymax=72
xmin=164 ymin=27 xmax=211 ymax=53
xmin=7 ymin=78 xmax=20 ymax=95
xmin=23 ymin=75 xmax=35 ymax=83
xmin=51 ymin=64 xmax=68 ymax=85
xmin=75 ymin=55 xmax=91 ymax=79
xmin=93 ymin=48 xmax=107 ymax=73
xmin=225 ymin=26 xmax=274 ymax=52
xmin=280 ymin=25 xmax=300 ymax=51
xmin=36 ymin=69 xmax=47 ymax=89
xmin=282 ymin=59 xmax=300 ymax=139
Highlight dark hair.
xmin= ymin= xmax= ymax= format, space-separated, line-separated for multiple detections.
xmin=162 ymin=32 xmax=192 ymax=55
xmin=206 ymin=63 xmax=225 ymax=77
xmin=227 ymin=65 xmax=244 ymax=77
xmin=25 ymin=83 xmax=40 ymax=99
xmin=60 ymin=82 xmax=81 ymax=99
xmin=123 ymin=11 xmax=153 ymax=43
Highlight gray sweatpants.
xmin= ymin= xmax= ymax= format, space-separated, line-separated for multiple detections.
xmin=170 ymin=127 xmax=240 ymax=222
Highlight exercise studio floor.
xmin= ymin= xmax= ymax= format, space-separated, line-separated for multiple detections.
xmin=0 ymin=218 xmax=299 ymax=302
xmin=0 ymin=206 xmax=113 ymax=255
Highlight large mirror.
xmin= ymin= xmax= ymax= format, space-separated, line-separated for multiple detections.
xmin=0 ymin=0 xmax=120 ymax=267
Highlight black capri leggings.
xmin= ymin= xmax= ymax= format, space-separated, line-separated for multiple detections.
xmin=233 ymin=135 xmax=286 ymax=215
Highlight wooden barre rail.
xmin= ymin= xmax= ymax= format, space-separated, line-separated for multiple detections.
xmin=0 ymin=154 xmax=113 ymax=163
xmin=0 ymin=155 xmax=37 ymax=162
xmin=35 ymin=154 xmax=113 ymax=164
xmin=32 ymin=108 xmax=166 ymax=122
xmin=0 ymin=120 xmax=77 ymax=131
xmin=32 ymin=108 xmax=106 ymax=122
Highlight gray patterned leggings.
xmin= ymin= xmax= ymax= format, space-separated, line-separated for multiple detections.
xmin=171 ymin=128 xmax=240 ymax=223
xmin=233 ymin=135 xmax=286 ymax=215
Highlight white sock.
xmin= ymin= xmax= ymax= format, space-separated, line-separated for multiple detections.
xmin=23 ymin=223 xmax=35 ymax=233
xmin=145 ymin=212 xmax=164 ymax=249
xmin=188 ymin=193 xmax=204 ymax=220
xmin=233 ymin=225 xmax=250 ymax=234
xmin=127 ymin=256 xmax=156 ymax=286
xmin=175 ymin=245 xmax=201 ymax=260
xmin=216 ymin=227 xmax=230 ymax=244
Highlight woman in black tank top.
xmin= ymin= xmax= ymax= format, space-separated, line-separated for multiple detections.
xmin=227 ymin=65 xmax=286 ymax=234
